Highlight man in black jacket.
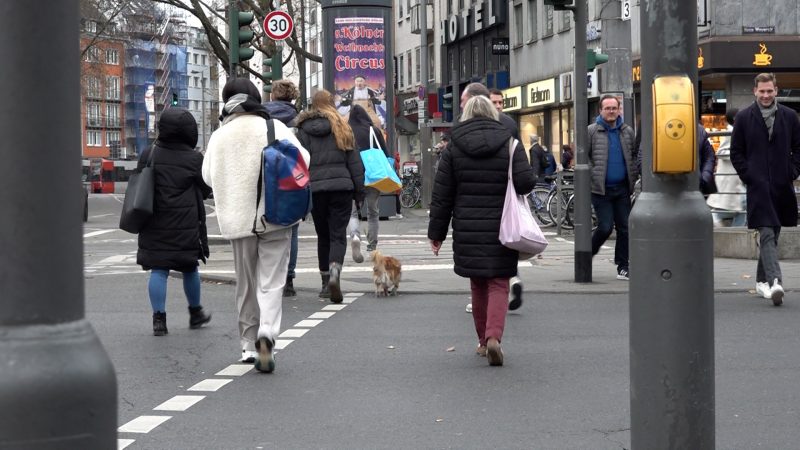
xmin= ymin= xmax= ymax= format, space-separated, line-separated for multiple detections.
xmin=460 ymin=82 xmax=525 ymax=311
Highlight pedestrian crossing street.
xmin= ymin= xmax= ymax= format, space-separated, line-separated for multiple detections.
xmin=84 ymin=229 xmax=564 ymax=277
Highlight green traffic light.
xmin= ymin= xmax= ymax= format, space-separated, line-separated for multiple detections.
xmin=587 ymin=49 xmax=609 ymax=71
xmin=229 ymin=7 xmax=255 ymax=65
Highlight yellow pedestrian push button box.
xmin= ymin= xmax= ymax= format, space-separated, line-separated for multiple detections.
xmin=652 ymin=75 xmax=696 ymax=173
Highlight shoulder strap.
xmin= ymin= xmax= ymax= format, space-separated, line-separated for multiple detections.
xmin=507 ymin=138 xmax=517 ymax=179
xmin=252 ymin=119 xmax=275 ymax=234
xmin=369 ymin=127 xmax=381 ymax=150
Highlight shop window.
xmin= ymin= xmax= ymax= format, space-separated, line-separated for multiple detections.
xmin=472 ymin=43 xmax=480 ymax=76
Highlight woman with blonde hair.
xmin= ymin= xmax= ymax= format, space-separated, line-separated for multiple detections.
xmin=296 ymin=89 xmax=365 ymax=303
xmin=428 ymin=95 xmax=536 ymax=366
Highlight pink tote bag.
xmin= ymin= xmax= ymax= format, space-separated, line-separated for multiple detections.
xmin=499 ymin=139 xmax=548 ymax=260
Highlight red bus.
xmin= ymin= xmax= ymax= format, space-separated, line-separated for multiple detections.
xmin=85 ymin=158 xmax=138 ymax=194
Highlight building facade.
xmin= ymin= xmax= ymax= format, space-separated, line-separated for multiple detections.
xmin=186 ymin=27 xmax=221 ymax=152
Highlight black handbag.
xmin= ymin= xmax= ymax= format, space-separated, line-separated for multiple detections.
xmin=119 ymin=149 xmax=156 ymax=233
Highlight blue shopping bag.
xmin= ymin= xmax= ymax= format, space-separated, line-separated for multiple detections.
xmin=360 ymin=128 xmax=402 ymax=193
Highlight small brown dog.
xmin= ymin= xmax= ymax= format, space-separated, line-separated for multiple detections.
xmin=371 ymin=250 xmax=402 ymax=297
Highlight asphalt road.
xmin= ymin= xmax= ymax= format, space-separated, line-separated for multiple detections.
xmin=83 ymin=194 xmax=800 ymax=449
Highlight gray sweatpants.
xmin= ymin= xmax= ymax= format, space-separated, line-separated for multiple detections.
xmin=348 ymin=186 xmax=381 ymax=251
xmin=756 ymin=226 xmax=782 ymax=285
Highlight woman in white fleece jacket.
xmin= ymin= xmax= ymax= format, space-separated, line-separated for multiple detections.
xmin=202 ymin=79 xmax=310 ymax=373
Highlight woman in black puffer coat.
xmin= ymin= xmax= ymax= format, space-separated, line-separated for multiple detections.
xmin=137 ymin=107 xmax=213 ymax=336
xmin=428 ymin=96 xmax=536 ymax=367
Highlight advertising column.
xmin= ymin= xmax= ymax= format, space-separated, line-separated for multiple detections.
xmin=321 ymin=0 xmax=394 ymax=146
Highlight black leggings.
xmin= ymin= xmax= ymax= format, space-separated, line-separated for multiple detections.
xmin=311 ymin=190 xmax=353 ymax=272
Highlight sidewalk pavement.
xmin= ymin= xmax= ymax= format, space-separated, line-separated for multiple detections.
xmin=200 ymin=207 xmax=800 ymax=296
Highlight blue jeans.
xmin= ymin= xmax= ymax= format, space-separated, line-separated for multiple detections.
xmin=591 ymin=184 xmax=631 ymax=272
xmin=288 ymin=224 xmax=299 ymax=280
xmin=148 ymin=268 xmax=201 ymax=313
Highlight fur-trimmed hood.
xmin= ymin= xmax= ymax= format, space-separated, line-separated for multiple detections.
xmin=295 ymin=110 xmax=332 ymax=137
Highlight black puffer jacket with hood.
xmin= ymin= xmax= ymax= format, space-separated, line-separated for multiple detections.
xmin=428 ymin=117 xmax=536 ymax=278
xmin=295 ymin=110 xmax=365 ymax=202
xmin=137 ymin=108 xmax=212 ymax=272
xmin=348 ymin=104 xmax=390 ymax=157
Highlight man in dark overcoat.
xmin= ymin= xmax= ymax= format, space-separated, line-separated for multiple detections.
xmin=730 ymin=72 xmax=800 ymax=306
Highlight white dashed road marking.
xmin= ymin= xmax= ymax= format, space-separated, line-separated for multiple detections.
xmin=153 ymin=395 xmax=205 ymax=412
xmin=118 ymin=415 xmax=171 ymax=433
xmin=187 ymin=378 xmax=232 ymax=392
xmin=118 ymin=293 xmax=366 ymax=448
xmin=83 ymin=229 xmax=118 ymax=238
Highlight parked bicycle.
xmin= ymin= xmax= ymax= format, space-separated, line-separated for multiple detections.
xmin=400 ymin=172 xmax=422 ymax=208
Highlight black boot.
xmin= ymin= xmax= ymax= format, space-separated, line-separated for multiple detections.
xmin=328 ymin=263 xmax=343 ymax=304
xmin=283 ymin=276 xmax=296 ymax=297
xmin=153 ymin=312 xmax=168 ymax=336
xmin=188 ymin=306 xmax=211 ymax=329
xmin=319 ymin=272 xmax=331 ymax=298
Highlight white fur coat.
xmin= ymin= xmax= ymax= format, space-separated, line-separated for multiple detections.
xmin=202 ymin=114 xmax=310 ymax=240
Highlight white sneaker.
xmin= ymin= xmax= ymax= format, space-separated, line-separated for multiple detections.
xmin=508 ymin=276 xmax=523 ymax=311
xmin=351 ymin=235 xmax=364 ymax=263
xmin=465 ymin=303 xmax=472 ymax=313
xmin=755 ymin=282 xmax=770 ymax=299
xmin=770 ymin=278 xmax=784 ymax=306
xmin=240 ymin=349 xmax=258 ymax=363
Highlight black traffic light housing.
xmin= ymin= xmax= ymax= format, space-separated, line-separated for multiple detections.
xmin=171 ymin=92 xmax=179 ymax=106
xmin=587 ymin=49 xmax=610 ymax=71
xmin=543 ymin=0 xmax=574 ymax=11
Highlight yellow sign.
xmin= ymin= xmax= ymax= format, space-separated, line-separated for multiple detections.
xmin=697 ymin=47 xmax=704 ymax=69
xmin=501 ymin=86 xmax=522 ymax=112
xmin=524 ymin=79 xmax=556 ymax=108
xmin=753 ymin=43 xmax=773 ymax=66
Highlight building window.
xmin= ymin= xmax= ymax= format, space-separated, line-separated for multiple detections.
xmin=87 ymin=130 xmax=102 ymax=147
xmin=398 ymin=54 xmax=404 ymax=87
xmin=406 ymin=51 xmax=412 ymax=87
xmin=193 ymin=53 xmax=199 ymax=64
xmin=87 ymin=76 xmax=102 ymax=98
xmin=406 ymin=0 xmax=411 ymax=18
xmin=514 ymin=3 xmax=524 ymax=45
xmin=399 ymin=0 xmax=403 ymax=19
xmin=105 ymin=76 xmax=120 ymax=100
xmin=460 ymin=48 xmax=467 ymax=79
xmin=428 ymin=43 xmax=435 ymax=82
xmin=84 ymin=47 xmax=100 ymax=62
xmin=485 ymin=44 xmax=493 ymax=73
xmin=106 ymin=104 xmax=120 ymax=127
xmin=105 ymin=49 xmax=119 ymax=65
xmin=106 ymin=131 xmax=121 ymax=146
xmin=447 ymin=51 xmax=455 ymax=82
xmin=309 ymin=38 xmax=319 ymax=73
xmin=472 ymin=43 xmax=480 ymax=75
xmin=560 ymin=10 xmax=571 ymax=32
xmin=87 ymin=102 xmax=101 ymax=127
xmin=415 ymin=47 xmax=421 ymax=83
xmin=308 ymin=8 xmax=316 ymax=25
xmin=202 ymin=54 xmax=206 ymax=65
xmin=85 ymin=21 xmax=98 ymax=33
xmin=527 ymin=0 xmax=538 ymax=42
xmin=544 ymin=5 xmax=554 ymax=37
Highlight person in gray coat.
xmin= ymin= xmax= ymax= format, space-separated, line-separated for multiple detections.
xmin=730 ymin=72 xmax=800 ymax=306
xmin=587 ymin=94 xmax=638 ymax=281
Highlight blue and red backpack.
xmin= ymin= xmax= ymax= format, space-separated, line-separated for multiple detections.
xmin=252 ymin=119 xmax=312 ymax=232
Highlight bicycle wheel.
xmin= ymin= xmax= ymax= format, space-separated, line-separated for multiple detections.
xmin=564 ymin=195 xmax=598 ymax=231
xmin=400 ymin=186 xmax=421 ymax=208
xmin=547 ymin=187 xmax=572 ymax=227
xmin=528 ymin=187 xmax=553 ymax=226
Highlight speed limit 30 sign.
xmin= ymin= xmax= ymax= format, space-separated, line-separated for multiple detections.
xmin=264 ymin=11 xmax=293 ymax=41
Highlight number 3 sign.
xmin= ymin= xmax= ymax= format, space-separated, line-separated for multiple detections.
xmin=264 ymin=11 xmax=293 ymax=41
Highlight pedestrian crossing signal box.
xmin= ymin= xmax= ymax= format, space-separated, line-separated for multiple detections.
xmin=652 ymin=75 xmax=696 ymax=173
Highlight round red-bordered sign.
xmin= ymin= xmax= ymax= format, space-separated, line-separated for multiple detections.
xmin=263 ymin=11 xmax=293 ymax=41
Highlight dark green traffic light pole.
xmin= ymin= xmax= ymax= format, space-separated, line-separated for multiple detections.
xmin=0 ymin=1 xmax=117 ymax=448
xmin=630 ymin=0 xmax=714 ymax=448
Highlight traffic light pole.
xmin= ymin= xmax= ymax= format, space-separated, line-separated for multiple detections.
xmin=630 ymin=1 xmax=714 ymax=448
xmin=572 ymin=0 xmax=592 ymax=282
xmin=0 ymin=1 xmax=117 ymax=447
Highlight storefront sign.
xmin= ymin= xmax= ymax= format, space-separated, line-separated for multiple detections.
xmin=440 ymin=0 xmax=504 ymax=44
xmin=525 ymin=79 xmax=556 ymax=108
xmin=501 ymin=86 xmax=522 ymax=112
xmin=491 ymin=38 xmax=509 ymax=55
xmin=697 ymin=39 xmax=799 ymax=72
xmin=743 ymin=26 xmax=775 ymax=34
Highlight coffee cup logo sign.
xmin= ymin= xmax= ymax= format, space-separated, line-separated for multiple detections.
xmin=753 ymin=43 xmax=773 ymax=66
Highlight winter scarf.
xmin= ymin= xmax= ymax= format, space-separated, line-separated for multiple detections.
xmin=219 ymin=93 xmax=270 ymax=124
xmin=760 ymin=100 xmax=778 ymax=139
